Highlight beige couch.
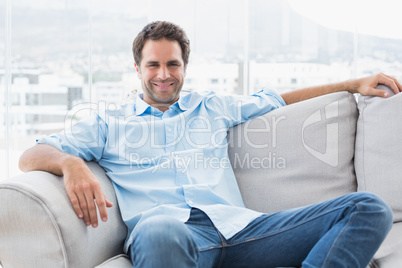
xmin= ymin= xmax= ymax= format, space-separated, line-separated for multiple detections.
xmin=1 ymin=86 xmax=401 ymax=267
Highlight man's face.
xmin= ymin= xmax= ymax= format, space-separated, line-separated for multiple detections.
xmin=135 ymin=38 xmax=186 ymax=111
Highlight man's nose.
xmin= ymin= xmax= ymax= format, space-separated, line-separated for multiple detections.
xmin=157 ymin=66 xmax=170 ymax=80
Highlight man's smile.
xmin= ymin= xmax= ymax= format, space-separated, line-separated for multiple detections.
xmin=152 ymin=82 xmax=175 ymax=90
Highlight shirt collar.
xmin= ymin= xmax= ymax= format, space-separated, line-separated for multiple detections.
xmin=177 ymin=97 xmax=188 ymax=111
xmin=176 ymin=92 xmax=203 ymax=111
xmin=134 ymin=93 xmax=151 ymax=115
xmin=134 ymin=92 xmax=203 ymax=115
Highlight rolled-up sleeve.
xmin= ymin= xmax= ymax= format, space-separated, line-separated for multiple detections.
xmin=207 ymin=89 xmax=286 ymax=127
xmin=36 ymin=113 xmax=107 ymax=162
xmin=254 ymin=88 xmax=286 ymax=107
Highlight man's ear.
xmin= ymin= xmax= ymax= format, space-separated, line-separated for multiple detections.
xmin=134 ymin=63 xmax=142 ymax=79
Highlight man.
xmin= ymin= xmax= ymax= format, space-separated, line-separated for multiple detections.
xmin=20 ymin=21 xmax=401 ymax=267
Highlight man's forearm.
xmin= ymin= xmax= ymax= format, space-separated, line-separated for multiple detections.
xmin=281 ymin=80 xmax=357 ymax=105
xmin=281 ymin=73 xmax=401 ymax=105
xmin=19 ymin=143 xmax=82 ymax=176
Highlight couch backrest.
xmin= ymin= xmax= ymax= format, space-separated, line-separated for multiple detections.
xmin=355 ymin=85 xmax=402 ymax=223
xmin=228 ymin=92 xmax=358 ymax=213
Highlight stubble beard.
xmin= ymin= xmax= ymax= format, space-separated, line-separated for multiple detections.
xmin=142 ymin=79 xmax=184 ymax=109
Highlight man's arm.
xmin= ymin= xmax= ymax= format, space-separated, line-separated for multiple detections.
xmin=19 ymin=144 xmax=113 ymax=228
xmin=281 ymin=73 xmax=402 ymax=105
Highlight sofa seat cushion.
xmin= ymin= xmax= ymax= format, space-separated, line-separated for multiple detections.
xmin=369 ymin=222 xmax=402 ymax=268
xmin=228 ymin=92 xmax=358 ymax=213
xmin=355 ymin=85 xmax=402 ymax=222
xmin=95 ymin=254 xmax=132 ymax=268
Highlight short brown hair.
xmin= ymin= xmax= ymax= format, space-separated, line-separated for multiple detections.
xmin=132 ymin=21 xmax=191 ymax=68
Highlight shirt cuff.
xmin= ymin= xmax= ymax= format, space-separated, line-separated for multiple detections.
xmin=259 ymin=88 xmax=287 ymax=107
xmin=36 ymin=136 xmax=64 ymax=152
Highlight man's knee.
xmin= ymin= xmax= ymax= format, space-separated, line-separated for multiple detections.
xmin=130 ymin=216 xmax=198 ymax=267
xmin=354 ymin=192 xmax=392 ymax=214
xmin=350 ymin=192 xmax=393 ymax=232
xmin=134 ymin=215 xmax=192 ymax=245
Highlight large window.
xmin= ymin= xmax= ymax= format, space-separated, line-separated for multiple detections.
xmin=1 ymin=0 xmax=401 ymax=179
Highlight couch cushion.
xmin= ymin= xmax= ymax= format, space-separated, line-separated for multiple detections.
xmin=228 ymin=92 xmax=358 ymax=213
xmin=369 ymin=222 xmax=402 ymax=268
xmin=95 ymin=254 xmax=132 ymax=268
xmin=355 ymin=85 xmax=402 ymax=222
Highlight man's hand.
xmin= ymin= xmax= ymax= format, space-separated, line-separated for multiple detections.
xmin=353 ymin=73 xmax=402 ymax=97
xmin=20 ymin=144 xmax=113 ymax=228
xmin=62 ymin=157 xmax=113 ymax=228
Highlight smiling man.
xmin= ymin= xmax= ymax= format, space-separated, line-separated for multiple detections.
xmin=135 ymin=38 xmax=185 ymax=110
xmin=20 ymin=21 xmax=402 ymax=268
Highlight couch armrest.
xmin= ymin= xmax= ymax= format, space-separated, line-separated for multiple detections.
xmin=0 ymin=162 xmax=127 ymax=268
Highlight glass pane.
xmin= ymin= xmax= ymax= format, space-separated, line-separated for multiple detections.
xmin=356 ymin=0 xmax=402 ymax=81
xmin=0 ymin=0 xmax=6 ymax=180
xmin=249 ymin=0 xmax=355 ymax=95
xmin=91 ymin=0 xmax=147 ymax=106
xmin=190 ymin=0 xmax=245 ymax=95
xmin=9 ymin=0 xmax=89 ymax=177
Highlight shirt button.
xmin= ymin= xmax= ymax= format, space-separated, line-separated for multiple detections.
xmin=167 ymin=128 xmax=172 ymax=132
xmin=188 ymin=200 xmax=193 ymax=206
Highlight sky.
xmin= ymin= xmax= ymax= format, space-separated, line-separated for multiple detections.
xmin=288 ymin=0 xmax=402 ymax=40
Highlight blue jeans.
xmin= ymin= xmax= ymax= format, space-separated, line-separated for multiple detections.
xmin=128 ymin=192 xmax=393 ymax=268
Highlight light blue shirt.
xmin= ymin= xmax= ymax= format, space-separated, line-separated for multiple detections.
xmin=37 ymin=89 xmax=286 ymax=252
